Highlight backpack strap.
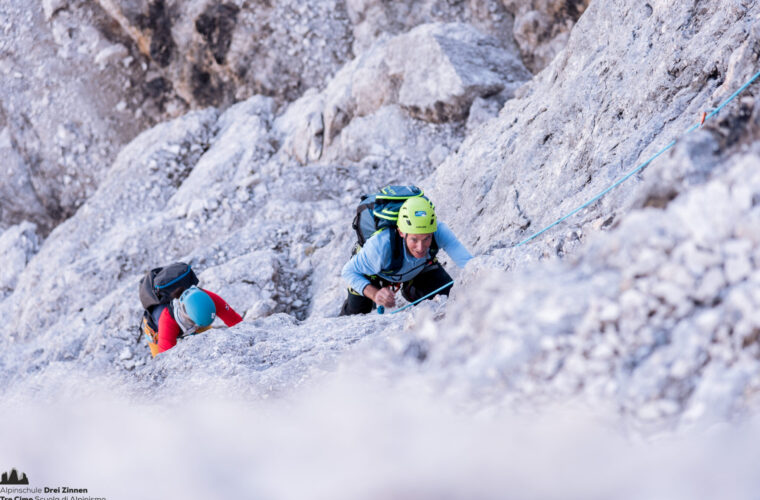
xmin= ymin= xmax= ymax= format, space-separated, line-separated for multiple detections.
xmin=381 ymin=232 xmax=438 ymax=276
xmin=141 ymin=309 xmax=159 ymax=344
xmin=352 ymin=195 xmax=374 ymax=247
xmin=429 ymin=235 xmax=439 ymax=261
xmin=384 ymin=229 xmax=405 ymax=275
xmin=140 ymin=303 xmax=178 ymax=343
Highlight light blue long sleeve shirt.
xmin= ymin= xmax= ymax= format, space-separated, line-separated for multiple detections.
xmin=342 ymin=221 xmax=473 ymax=295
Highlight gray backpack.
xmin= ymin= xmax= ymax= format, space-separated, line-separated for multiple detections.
xmin=137 ymin=262 xmax=199 ymax=339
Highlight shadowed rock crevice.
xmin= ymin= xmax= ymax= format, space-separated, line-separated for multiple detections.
xmin=0 ymin=108 xmax=70 ymax=235
xmin=563 ymin=0 xmax=588 ymax=23
xmin=505 ymin=0 xmax=592 ymax=72
xmin=190 ymin=65 xmax=214 ymax=105
xmin=148 ymin=74 xmax=173 ymax=99
xmin=136 ymin=0 xmax=177 ymax=67
xmin=707 ymin=97 xmax=757 ymax=149
xmin=195 ymin=3 xmax=241 ymax=65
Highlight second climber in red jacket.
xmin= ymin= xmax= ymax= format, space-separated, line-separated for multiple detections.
xmin=148 ymin=285 xmax=242 ymax=356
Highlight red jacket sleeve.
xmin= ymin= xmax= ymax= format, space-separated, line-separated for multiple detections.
xmin=156 ymin=306 xmax=181 ymax=353
xmin=203 ymin=289 xmax=243 ymax=327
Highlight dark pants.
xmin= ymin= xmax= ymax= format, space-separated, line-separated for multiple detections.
xmin=340 ymin=264 xmax=453 ymax=315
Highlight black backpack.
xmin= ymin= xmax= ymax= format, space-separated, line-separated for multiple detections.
xmin=137 ymin=262 xmax=199 ymax=341
xmin=351 ymin=185 xmax=438 ymax=275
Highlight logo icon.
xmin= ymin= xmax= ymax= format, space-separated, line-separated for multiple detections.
xmin=0 ymin=468 xmax=29 ymax=484
xmin=414 ymin=210 xmax=427 ymax=217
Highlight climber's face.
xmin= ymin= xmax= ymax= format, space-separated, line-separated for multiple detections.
xmin=398 ymin=229 xmax=433 ymax=259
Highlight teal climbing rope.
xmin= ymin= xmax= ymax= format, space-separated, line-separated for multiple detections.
xmin=377 ymin=68 xmax=760 ymax=315
xmin=513 ymin=68 xmax=760 ymax=249
xmin=390 ymin=280 xmax=454 ymax=314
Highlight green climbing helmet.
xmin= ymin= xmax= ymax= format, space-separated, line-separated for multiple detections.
xmin=398 ymin=196 xmax=437 ymax=234
xmin=178 ymin=286 xmax=216 ymax=328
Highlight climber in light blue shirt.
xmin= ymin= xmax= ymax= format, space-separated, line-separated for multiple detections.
xmin=340 ymin=196 xmax=472 ymax=315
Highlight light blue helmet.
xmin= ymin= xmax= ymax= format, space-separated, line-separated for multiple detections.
xmin=178 ymin=286 xmax=216 ymax=327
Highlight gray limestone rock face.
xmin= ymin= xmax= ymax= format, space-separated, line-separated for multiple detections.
xmin=0 ymin=0 xmax=154 ymax=233
xmin=3 ymin=107 xmax=220 ymax=340
xmin=429 ymin=0 xmax=760 ymax=265
xmin=466 ymin=95 xmax=504 ymax=132
xmin=385 ymin=23 xmax=529 ymax=122
xmin=1 ymin=0 xmax=592 ymax=239
xmin=2 ymin=0 xmax=586 ymax=237
xmin=320 ymin=105 xmax=464 ymax=169
xmin=421 ymin=146 xmax=760 ymax=429
xmin=277 ymin=22 xmax=529 ymax=165
xmin=0 ymin=127 xmax=48 ymax=227
xmin=502 ymin=0 xmax=591 ymax=73
xmin=1 ymin=0 xmax=354 ymax=234
xmin=0 ymin=222 xmax=40 ymax=298
xmin=346 ymin=0 xmax=519 ymax=58
xmin=92 ymin=0 xmax=354 ymax=107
